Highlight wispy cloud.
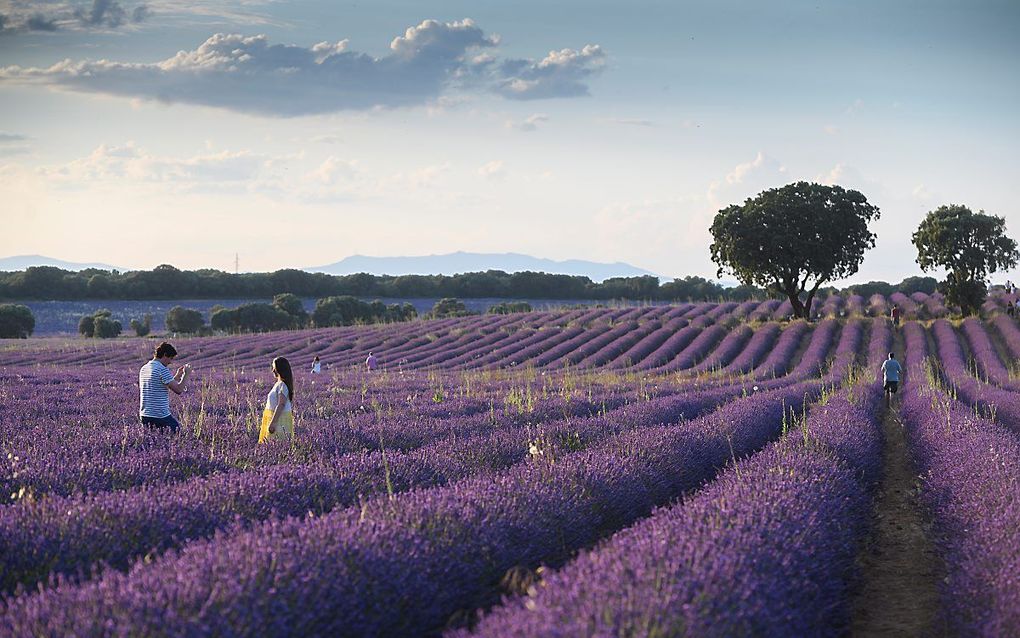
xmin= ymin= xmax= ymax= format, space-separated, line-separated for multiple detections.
xmin=477 ymin=159 xmax=505 ymax=179
xmin=607 ymin=117 xmax=654 ymax=127
xmin=0 ymin=19 xmax=606 ymax=116
xmin=506 ymin=113 xmax=548 ymax=132
xmin=0 ymin=0 xmax=149 ymax=34
xmin=707 ymin=151 xmax=788 ymax=210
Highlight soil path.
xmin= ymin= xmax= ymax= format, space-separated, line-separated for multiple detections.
xmin=849 ymin=328 xmax=943 ymax=636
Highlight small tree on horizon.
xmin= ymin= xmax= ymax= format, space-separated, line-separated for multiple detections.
xmin=0 ymin=304 xmax=35 ymax=338
xmin=165 ymin=306 xmax=204 ymax=334
xmin=709 ymin=181 xmax=881 ymax=319
xmin=912 ymin=204 xmax=1019 ymax=316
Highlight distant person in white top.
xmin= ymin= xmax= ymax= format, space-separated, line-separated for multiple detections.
xmin=310 ymin=356 xmax=321 ymax=374
xmin=259 ymin=357 xmax=295 ymax=443
xmin=366 ymin=352 xmax=378 ymax=371
xmin=139 ymin=342 xmax=189 ymax=433
xmin=881 ymin=352 xmax=902 ymax=405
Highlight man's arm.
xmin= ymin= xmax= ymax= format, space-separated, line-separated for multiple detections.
xmin=167 ymin=364 xmax=189 ymax=395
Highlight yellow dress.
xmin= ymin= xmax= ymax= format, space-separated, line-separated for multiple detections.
xmin=258 ymin=381 xmax=294 ymax=443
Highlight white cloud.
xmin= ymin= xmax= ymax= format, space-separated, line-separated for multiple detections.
xmin=496 ymin=44 xmax=606 ymax=100
xmin=707 ymin=151 xmax=788 ymax=210
xmin=0 ymin=20 xmax=606 ymax=116
xmin=815 ymin=162 xmax=872 ymax=189
xmin=477 ymin=159 xmax=505 ymax=179
xmin=823 ymin=124 xmax=839 ymax=135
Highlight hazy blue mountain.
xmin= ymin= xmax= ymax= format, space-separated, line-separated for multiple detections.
xmin=0 ymin=254 xmax=124 ymax=272
xmin=306 ymin=252 xmax=663 ymax=282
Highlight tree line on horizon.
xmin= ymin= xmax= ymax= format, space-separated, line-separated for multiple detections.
xmin=2 ymin=181 xmax=1015 ymax=334
xmin=0 ymin=262 xmax=939 ymax=306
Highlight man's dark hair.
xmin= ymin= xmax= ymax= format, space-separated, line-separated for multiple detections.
xmin=155 ymin=342 xmax=178 ymax=359
xmin=888 ymin=352 xmax=895 ymax=359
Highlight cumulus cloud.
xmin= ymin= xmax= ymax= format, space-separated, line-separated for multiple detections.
xmin=496 ymin=44 xmax=606 ymax=100
xmin=0 ymin=19 xmax=604 ymax=115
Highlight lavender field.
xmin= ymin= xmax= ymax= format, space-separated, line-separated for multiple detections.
xmin=1 ymin=293 xmax=1018 ymax=636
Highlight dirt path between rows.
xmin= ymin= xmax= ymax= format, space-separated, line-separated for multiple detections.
xmin=849 ymin=328 xmax=944 ymax=637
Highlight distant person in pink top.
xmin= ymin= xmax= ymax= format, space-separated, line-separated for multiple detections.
xmin=366 ymin=352 xmax=378 ymax=371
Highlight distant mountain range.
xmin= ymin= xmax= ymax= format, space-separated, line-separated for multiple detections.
xmin=0 ymin=254 xmax=125 ymax=272
xmin=306 ymin=252 xmax=664 ymax=282
xmin=0 ymin=252 xmax=665 ymax=282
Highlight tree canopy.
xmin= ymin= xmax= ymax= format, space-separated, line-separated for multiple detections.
xmin=709 ymin=181 xmax=880 ymax=319
xmin=912 ymin=204 xmax=1019 ymax=315
xmin=0 ymin=304 xmax=34 ymax=339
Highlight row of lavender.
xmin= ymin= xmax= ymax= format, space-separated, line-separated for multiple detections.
xmin=0 ymin=320 xmax=875 ymax=635
xmin=7 ymin=308 xmax=1020 ymax=632
xmin=459 ymin=322 xmax=890 ymax=637
xmin=894 ymin=321 xmax=1020 ymax=634
xmin=0 ymin=316 xmax=862 ymax=598
xmin=0 ymin=292 xmax=952 ymax=374
xmin=0 ymin=307 xmax=854 ymax=506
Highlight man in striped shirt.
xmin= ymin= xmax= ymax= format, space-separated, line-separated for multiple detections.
xmin=139 ymin=341 xmax=189 ymax=433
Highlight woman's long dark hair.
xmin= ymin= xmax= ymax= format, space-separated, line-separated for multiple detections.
xmin=272 ymin=357 xmax=295 ymax=402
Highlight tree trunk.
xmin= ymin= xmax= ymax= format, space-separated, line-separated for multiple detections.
xmin=788 ymin=293 xmax=807 ymax=319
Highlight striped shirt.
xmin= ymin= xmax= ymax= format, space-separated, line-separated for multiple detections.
xmin=139 ymin=360 xmax=175 ymax=418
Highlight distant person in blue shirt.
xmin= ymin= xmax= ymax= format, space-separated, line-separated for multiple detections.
xmin=139 ymin=341 xmax=189 ymax=433
xmin=881 ymin=352 xmax=901 ymax=405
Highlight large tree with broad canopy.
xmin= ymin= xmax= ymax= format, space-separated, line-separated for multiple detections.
xmin=709 ymin=181 xmax=880 ymax=319
xmin=912 ymin=204 xmax=1019 ymax=316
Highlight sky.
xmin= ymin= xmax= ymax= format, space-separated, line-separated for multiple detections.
xmin=1 ymin=0 xmax=1018 ymax=284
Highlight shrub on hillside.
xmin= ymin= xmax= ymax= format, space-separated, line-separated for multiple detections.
xmin=130 ymin=314 xmax=152 ymax=337
xmin=272 ymin=293 xmax=308 ymax=327
xmin=488 ymin=301 xmax=532 ymax=314
xmin=165 ymin=306 xmax=205 ymax=334
xmin=426 ymin=298 xmax=473 ymax=319
xmin=78 ymin=309 xmax=120 ymax=338
xmin=313 ymin=296 xmax=416 ymax=327
xmin=0 ymin=304 xmax=35 ymax=338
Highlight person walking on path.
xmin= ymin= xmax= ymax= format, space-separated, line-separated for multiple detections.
xmin=310 ymin=355 xmax=321 ymax=374
xmin=882 ymin=352 xmax=902 ymax=407
xmin=259 ymin=357 xmax=295 ymax=444
xmin=890 ymin=305 xmax=901 ymax=327
xmin=139 ymin=341 xmax=189 ymax=433
xmin=366 ymin=351 xmax=378 ymax=372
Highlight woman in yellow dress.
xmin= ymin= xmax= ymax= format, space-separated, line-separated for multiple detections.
xmin=258 ymin=357 xmax=295 ymax=443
